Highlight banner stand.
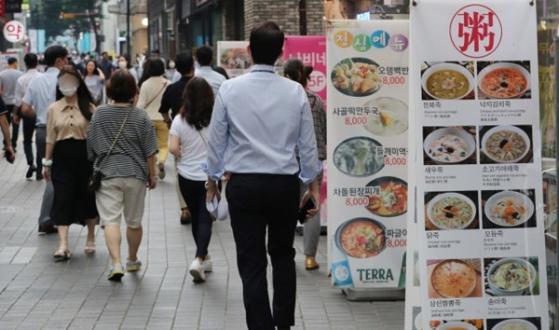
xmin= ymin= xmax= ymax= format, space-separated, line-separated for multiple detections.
xmin=342 ymin=288 xmax=405 ymax=302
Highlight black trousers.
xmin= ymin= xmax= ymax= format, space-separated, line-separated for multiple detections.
xmin=22 ymin=115 xmax=36 ymax=166
xmin=226 ymin=173 xmax=300 ymax=330
xmin=178 ymin=175 xmax=212 ymax=258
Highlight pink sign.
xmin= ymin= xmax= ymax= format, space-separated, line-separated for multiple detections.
xmin=283 ymin=36 xmax=327 ymax=102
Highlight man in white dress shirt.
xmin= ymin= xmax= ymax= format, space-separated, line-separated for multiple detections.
xmin=14 ymin=53 xmax=41 ymax=179
xmin=195 ymin=46 xmax=226 ymax=96
xmin=206 ymin=22 xmax=321 ymax=330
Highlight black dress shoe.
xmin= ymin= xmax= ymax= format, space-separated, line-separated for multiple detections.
xmin=36 ymin=172 xmax=43 ymax=181
xmin=38 ymin=224 xmax=57 ymax=235
xmin=26 ymin=165 xmax=36 ymax=179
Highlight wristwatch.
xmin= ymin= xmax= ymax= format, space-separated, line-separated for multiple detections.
xmin=42 ymin=158 xmax=53 ymax=167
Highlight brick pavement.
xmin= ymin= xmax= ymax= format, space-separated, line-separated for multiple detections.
xmin=0 ymin=152 xmax=404 ymax=330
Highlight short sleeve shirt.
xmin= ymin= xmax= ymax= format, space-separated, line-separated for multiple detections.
xmin=46 ymin=98 xmax=93 ymax=144
xmin=87 ymin=105 xmax=158 ymax=182
xmin=169 ymin=115 xmax=208 ymax=181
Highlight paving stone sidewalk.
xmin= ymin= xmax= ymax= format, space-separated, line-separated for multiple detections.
xmin=0 ymin=152 xmax=404 ymax=330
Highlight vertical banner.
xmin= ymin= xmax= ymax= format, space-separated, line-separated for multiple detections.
xmin=283 ymin=36 xmax=327 ymax=102
xmin=409 ymin=1 xmax=550 ymax=329
xmin=327 ymin=20 xmax=410 ymax=289
xmin=216 ymin=41 xmax=251 ymax=78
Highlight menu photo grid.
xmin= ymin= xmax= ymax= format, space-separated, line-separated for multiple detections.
xmin=420 ymin=60 xmax=532 ymax=102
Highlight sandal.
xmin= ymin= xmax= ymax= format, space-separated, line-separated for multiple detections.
xmin=84 ymin=241 xmax=96 ymax=255
xmin=53 ymin=249 xmax=71 ymax=262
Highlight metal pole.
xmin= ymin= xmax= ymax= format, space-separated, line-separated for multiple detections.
xmin=126 ymin=0 xmax=131 ymax=56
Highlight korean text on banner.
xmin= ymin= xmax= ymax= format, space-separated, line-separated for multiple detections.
xmin=326 ymin=19 xmax=410 ymax=289
xmin=409 ymin=0 xmax=550 ymax=329
xmin=283 ymin=36 xmax=327 ymax=102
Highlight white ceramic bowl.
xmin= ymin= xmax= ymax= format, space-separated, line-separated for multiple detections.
xmin=478 ymin=62 xmax=531 ymax=99
xmin=484 ymin=190 xmax=534 ymax=227
xmin=427 ymin=192 xmax=477 ymax=230
xmin=491 ymin=318 xmax=538 ymax=330
xmin=422 ymin=63 xmax=475 ymax=100
xmin=487 ymin=258 xmax=537 ymax=296
xmin=424 ymin=127 xmax=476 ymax=164
xmin=437 ymin=321 xmax=477 ymax=330
xmin=481 ymin=125 xmax=531 ymax=163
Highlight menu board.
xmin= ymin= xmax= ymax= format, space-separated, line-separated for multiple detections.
xmin=409 ymin=1 xmax=550 ymax=328
xmin=217 ymin=41 xmax=251 ymax=78
xmin=326 ymin=20 xmax=410 ymax=289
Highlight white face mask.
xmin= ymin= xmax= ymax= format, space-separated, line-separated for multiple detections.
xmin=59 ymin=86 xmax=78 ymax=97
xmin=169 ymin=61 xmax=176 ymax=69
xmin=118 ymin=61 xmax=128 ymax=69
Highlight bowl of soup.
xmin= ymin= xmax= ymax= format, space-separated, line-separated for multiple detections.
xmin=487 ymin=258 xmax=537 ymax=296
xmin=492 ymin=319 xmax=538 ymax=330
xmin=424 ymin=127 xmax=476 ymax=164
xmin=335 ymin=218 xmax=386 ymax=258
xmin=427 ymin=192 xmax=477 ymax=230
xmin=437 ymin=321 xmax=478 ymax=330
xmin=422 ymin=63 xmax=475 ymax=100
xmin=481 ymin=126 xmax=531 ymax=163
xmin=478 ymin=62 xmax=530 ymax=99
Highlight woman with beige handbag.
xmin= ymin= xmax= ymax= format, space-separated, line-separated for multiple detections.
xmin=137 ymin=59 xmax=170 ymax=179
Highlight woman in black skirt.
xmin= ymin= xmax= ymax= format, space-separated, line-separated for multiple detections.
xmin=42 ymin=65 xmax=98 ymax=261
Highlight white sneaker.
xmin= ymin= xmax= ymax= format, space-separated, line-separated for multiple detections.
xmin=202 ymin=256 xmax=213 ymax=273
xmin=189 ymin=258 xmax=206 ymax=282
xmin=126 ymin=259 xmax=142 ymax=272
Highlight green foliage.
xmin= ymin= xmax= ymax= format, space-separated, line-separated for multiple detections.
xmin=30 ymin=0 xmax=97 ymax=40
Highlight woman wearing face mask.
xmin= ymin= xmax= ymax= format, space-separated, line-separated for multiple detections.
xmin=165 ymin=59 xmax=181 ymax=83
xmin=43 ymin=66 xmax=98 ymax=261
xmin=118 ymin=55 xmax=139 ymax=84
xmin=84 ymin=60 xmax=105 ymax=105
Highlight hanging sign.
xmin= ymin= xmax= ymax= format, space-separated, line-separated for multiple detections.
xmin=326 ymin=19 xmax=410 ymax=289
xmin=217 ymin=41 xmax=251 ymax=78
xmin=408 ymin=0 xmax=550 ymax=329
xmin=3 ymin=20 xmax=25 ymax=44
xmin=283 ymin=36 xmax=327 ymax=102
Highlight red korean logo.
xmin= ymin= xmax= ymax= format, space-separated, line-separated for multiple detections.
xmin=449 ymin=4 xmax=503 ymax=58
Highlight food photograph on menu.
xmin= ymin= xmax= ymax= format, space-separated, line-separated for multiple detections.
xmin=334 ymin=218 xmax=386 ymax=259
xmin=481 ymin=190 xmax=536 ymax=229
xmin=423 ymin=126 xmax=478 ymax=165
xmin=486 ymin=317 xmax=541 ymax=330
xmin=427 ymin=259 xmax=483 ymax=299
xmin=363 ymin=97 xmax=409 ymax=136
xmin=331 ymin=57 xmax=383 ymax=97
xmin=483 ymin=257 xmax=540 ymax=297
xmin=365 ymin=176 xmax=408 ymax=217
xmin=424 ymin=191 xmax=480 ymax=231
xmin=477 ymin=61 xmax=531 ymax=100
xmin=479 ymin=125 xmax=533 ymax=164
xmin=420 ymin=61 xmax=476 ymax=100
xmin=426 ymin=319 xmax=484 ymax=330
xmin=333 ymin=136 xmax=385 ymax=177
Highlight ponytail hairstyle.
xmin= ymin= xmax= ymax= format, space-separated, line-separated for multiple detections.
xmin=283 ymin=58 xmax=314 ymax=89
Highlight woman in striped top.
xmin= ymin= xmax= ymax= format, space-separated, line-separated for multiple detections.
xmin=87 ymin=70 xmax=158 ymax=281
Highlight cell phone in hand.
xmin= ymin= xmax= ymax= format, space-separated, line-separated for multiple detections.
xmin=298 ymin=198 xmax=316 ymax=224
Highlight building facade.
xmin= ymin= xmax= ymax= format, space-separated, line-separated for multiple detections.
xmin=148 ymin=0 xmax=324 ymax=59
